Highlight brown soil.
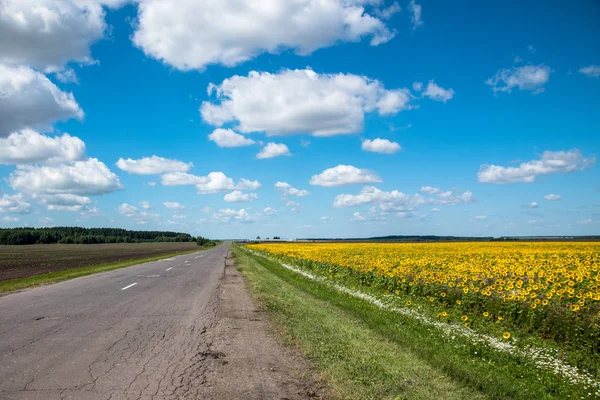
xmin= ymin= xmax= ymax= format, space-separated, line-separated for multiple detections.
xmin=0 ymin=242 xmax=198 ymax=282
xmin=199 ymin=250 xmax=324 ymax=399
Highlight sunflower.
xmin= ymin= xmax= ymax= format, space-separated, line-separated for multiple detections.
xmin=483 ymin=311 xmax=490 ymax=317
xmin=461 ymin=315 xmax=468 ymax=322
xmin=503 ymin=332 xmax=511 ymax=340
xmin=406 ymin=300 xmax=412 ymax=306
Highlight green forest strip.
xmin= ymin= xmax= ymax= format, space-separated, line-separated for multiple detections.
xmin=0 ymin=246 xmax=211 ymax=294
xmin=233 ymin=245 xmax=592 ymax=400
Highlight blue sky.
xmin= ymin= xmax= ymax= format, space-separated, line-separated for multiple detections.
xmin=0 ymin=0 xmax=598 ymax=239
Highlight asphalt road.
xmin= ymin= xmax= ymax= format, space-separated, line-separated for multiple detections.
xmin=0 ymin=243 xmax=229 ymax=400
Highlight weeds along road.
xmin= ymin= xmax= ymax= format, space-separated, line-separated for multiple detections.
xmin=0 ymin=243 xmax=229 ymax=400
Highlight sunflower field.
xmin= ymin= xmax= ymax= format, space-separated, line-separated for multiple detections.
xmin=247 ymin=241 xmax=600 ymax=370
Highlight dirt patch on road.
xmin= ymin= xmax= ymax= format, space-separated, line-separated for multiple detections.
xmin=199 ymin=250 xmax=323 ymax=399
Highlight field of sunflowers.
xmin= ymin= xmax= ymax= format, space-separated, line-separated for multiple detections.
xmin=247 ymin=241 xmax=600 ymax=371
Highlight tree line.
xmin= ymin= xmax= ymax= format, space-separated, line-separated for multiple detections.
xmin=0 ymin=227 xmax=199 ymax=245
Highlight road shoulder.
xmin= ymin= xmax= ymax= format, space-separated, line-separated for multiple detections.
xmin=200 ymin=249 xmax=323 ymax=399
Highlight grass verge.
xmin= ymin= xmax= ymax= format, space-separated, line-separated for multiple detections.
xmin=0 ymin=245 xmax=215 ymax=294
xmin=232 ymin=245 xmax=592 ymax=400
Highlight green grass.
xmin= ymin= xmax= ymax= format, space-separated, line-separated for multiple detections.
xmin=232 ymin=245 xmax=592 ymax=400
xmin=0 ymin=245 xmax=214 ymax=294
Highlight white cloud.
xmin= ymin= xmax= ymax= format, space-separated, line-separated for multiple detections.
xmin=236 ymin=178 xmax=262 ymax=191
xmin=422 ymin=81 xmax=455 ymax=103
xmin=478 ymin=149 xmax=595 ymax=183
xmin=212 ymin=208 xmax=257 ymax=224
xmin=200 ymin=69 xmax=414 ymax=137
xmin=9 ymin=158 xmax=123 ymax=196
xmin=116 ymin=155 xmax=192 ymax=175
xmin=32 ymin=193 xmax=99 ymax=215
xmin=172 ymin=214 xmax=187 ymax=220
xmin=333 ymin=186 xmax=412 ymax=208
xmin=224 ymin=191 xmax=258 ymax=203
xmin=146 ymin=181 xmax=156 ymax=187
xmin=527 ymin=45 xmax=536 ymax=53
xmin=160 ymin=171 xmax=251 ymax=194
xmin=132 ymin=0 xmax=395 ymax=71
xmin=361 ymin=138 xmax=401 ymax=154
xmin=257 ymin=143 xmax=291 ymax=159
xmin=55 ymin=68 xmax=79 ymax=84
xmin=412 ymin=81 xmax=423 ymax=91
xmin=408 ymin=0 xmax=423 ymax=29
xmin=195 ymin=172 xmax=236 ymax=194
xmin=164 ymin=201 xmax=185 ymax=210
xmin=208 ymin=128 xmax=255 ymax=148
xmin=320 ymin=216 xmax=332 ymax=221
xmin=420 ymin=186 xmax=441 ymax=195
xmin=431 ymin=207 xmax=440 ymax=212
xmin=275 ymin=182 xmax=310 ymax=197
xmin=139 ymin=200 xmax=151 ymax=209
xmin=0 ymin=193 xmax=32 ymax=214
xmin=0 ymin=0 xmax=123 ymax=72
xmin=0 ymin=129 xmax=85 ymax=165
xmin=486 ymin=64 xmax=552 ymax=94
xmin=263 ymin=207 xmax=278 ymax=216
xmin=0 ymin=64 xmax=83 ymax=137
xmin=117 ymin=203 xmax=160 ymax=225
xmin=309 ymin=165 xmax=382 ymax=187
xmin=579 ymin=65 xmax=600 ymax=78
xmin=1 ymin=216 xmax=19 ymax=223
xmin=544 ymin=194 xmax=561 ymax=201
xmin=375 ymin=2 xmax=401 ymax=20
xmin=529 ymin=201 xmax=539 ymax=208
xmin=333 ymin=186 xmax=474 ymax=209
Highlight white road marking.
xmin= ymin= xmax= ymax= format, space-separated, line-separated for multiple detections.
xmin=146 ymin=275 xmax=160 ymax=278
xmin=184 ymin=261 xmax=190 ymax=264
xmin=166 ymin=267 xmax=172 ymax=271
xmin=121 ymin=283 xmax=137 ymax=291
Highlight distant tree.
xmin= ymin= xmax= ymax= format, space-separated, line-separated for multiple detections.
xmin=273 ymin=236 xmax=281 ymax=240
xmin=256 ymin=236 xmax=261 ymax=240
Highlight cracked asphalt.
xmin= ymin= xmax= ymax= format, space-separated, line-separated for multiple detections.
xmin=0 ymin=243 xmax=228 ymax=400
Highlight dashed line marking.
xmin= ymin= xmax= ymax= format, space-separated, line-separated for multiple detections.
xmin=166 ymin=267 xmax=172 ymax=271
xmin=121 ymin=283 xmax=138 ymax=291
xmin=146 ymin=275 xmax=160 ymax=278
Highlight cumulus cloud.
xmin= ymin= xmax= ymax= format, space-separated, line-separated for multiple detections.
xmin=0 ymin=64 xmax=83 ymax=137
xmin=256 ymin=143 xmax=291 ymax=159
xmin=164 ymin=201 xmax=185 ymax=210
xmin=117 ymin=203 xmax=160 ymax=225
xmin=35 ymin=193 xmax=98 ymax=215
xmin=422 ymin=81 xmax=455 ymax=102
xmin=212 ymin=208 xmax=257 ymax=224
xmin=116 ymin=155 xmax=192 ymax=175
xmin=333 ymin=186 xmax=474 ymax=209
xmin=139 ymin=200 xmax=151 ymax=209
xmin=208 ymin=128 xmax=255 ymax=147
xmin=275 ymin=182 xmax=310 ymax=196
xmin=478 ymin=149 xmax=595 ymax=183
xmin=0 ymin=193 xmax=32 ymax=214
xmin=0 ymin=129 xmax=85 ymax=164
xmin=420 ymin=186 xmax=441 ymax=195
xmin=309 ymin=165 xmax=382 ymax=187
xmin=529 ymin=202 xmax=539 ymax=208
xmin=1 ymin=216 xmax=19 ymax=223
xmin=408 ymin=0 xmax=423 ymax=29
xmin=544 ymin=194 xmax=561 ymax=201
xmin=375 ymin=2 xmax=401 ymax=20
xmin=0 ymin=0 xmax=124 ymax=72
xmin=132 ymin=0 xmax=395 ymax=71
xmin=579 ymin=65 xmax=600 ymax=78
xmin=263 ymin=207 xmax=278 ymax=216
xmin=160 ymin=171 xmax=247 ymax=194
xmin=201 ymin=69 xmax=414 ymax=136
xmin=486 ymin=64 xmax=552 ymax=94
xmin=9 ymin=158 xmax=123 ymax=196
xmin=236 ymin=178 xmax=262 ymax=191
xmin=224 ymin=191 xmax=258 ymax=203
xmin=361 ymin=138 xmax=401 ymax=154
